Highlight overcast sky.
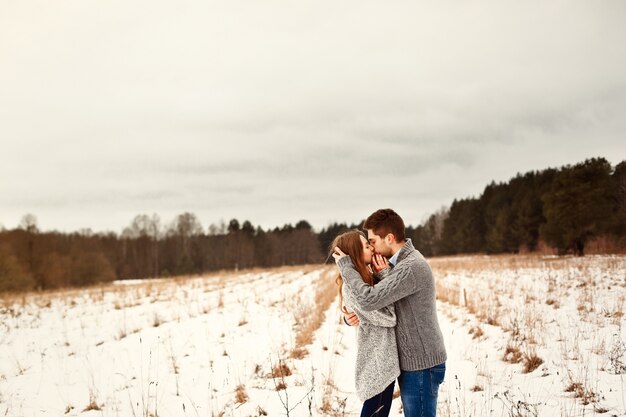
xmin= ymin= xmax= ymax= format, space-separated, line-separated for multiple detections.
xmin=1 ymin=0 xmax=625 ymax=233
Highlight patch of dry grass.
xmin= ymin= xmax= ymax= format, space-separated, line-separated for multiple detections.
xmin=522 ymin=350 xmax=544 ymax=373
xmin=503 ymin=343 xmax=523 ymax=364
xmin=290 ymin=266 xmax=336 ymax=359
xmin=565 ymin=381 xmax=598 ymax=405
xmin=82 ymin=391 xmax=102 ymax=412
xmin=234 ymin=384 xmax=248 ymax=404
xmin=270 ymin=362 xmax=292 ymax=378
xmin=468 ymin=325 xmax=484 ymax=340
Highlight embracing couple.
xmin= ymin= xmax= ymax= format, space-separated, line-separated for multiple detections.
xmin=331 ymin=208 xmax=447 ymax=417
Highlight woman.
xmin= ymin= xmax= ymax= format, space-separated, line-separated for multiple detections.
xmin=330 ymin=230 xmax=400 ymax=417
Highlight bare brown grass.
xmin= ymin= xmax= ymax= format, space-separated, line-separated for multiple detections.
xmin=522 ymin=351 xmax=544 ymax=373
xmin=270 ymin=362 xmax=292 ymax=378
xmin=290 ymin=266 xmax=336 ymax=359
xmin=468 ymin=326 xmax=484 ymax=339
xmin=234 ymin=384 xmax=248 ymax=404
xmin=503 ymin=343 xmax=523 ymax=364
xmin=565 ymin=382 xmax=598 ymax=405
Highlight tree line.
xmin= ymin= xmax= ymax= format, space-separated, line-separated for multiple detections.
xmin=1 ymin=157 xmax=624 ymax=291
xmin=0 ymin=216 xmax=323 ymax=291
xmin=412 ymin=157 xmax=626 ymax=257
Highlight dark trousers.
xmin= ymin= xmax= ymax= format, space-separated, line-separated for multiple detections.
xmin=360 ymin=381 xmax=395 ymax=417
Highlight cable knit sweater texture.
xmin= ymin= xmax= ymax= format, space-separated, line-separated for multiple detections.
xmin=337 ymin=239 xmax=447 ymax=372
xmin=341 ymin=280 xmax=400 ymax=401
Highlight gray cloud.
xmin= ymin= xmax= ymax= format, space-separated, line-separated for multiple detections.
xmin=1 ymin=0 xmax=625 ymax=232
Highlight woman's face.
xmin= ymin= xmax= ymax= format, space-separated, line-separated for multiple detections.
xmin=360 ymin=234 xmax=374 ymax=265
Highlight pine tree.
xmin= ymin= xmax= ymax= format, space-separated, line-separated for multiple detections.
xmin=540 ymin=158 xmax=614 ymax=255
xmin=611 ymin=161 xmax=626 ymax=237
xmin=441 ymin=198 xmax=485 ymax=254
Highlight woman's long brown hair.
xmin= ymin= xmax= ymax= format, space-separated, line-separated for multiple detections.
xmin=330 ymin=230 xmax=374 ymax=312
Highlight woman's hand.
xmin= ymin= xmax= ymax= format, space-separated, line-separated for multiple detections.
xmin=342 ymin=305 xmax=360 ymax=326
xmin=371 ymin=253 xmax=390 ymax=273
xmin=332 ymin=246 xmax=348 ymax=263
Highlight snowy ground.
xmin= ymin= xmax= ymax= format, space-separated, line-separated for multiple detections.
xmin=433 ymin=255 xmax=626 ymax=417
xmin=1 ymin=255 xmax=625 ymax=417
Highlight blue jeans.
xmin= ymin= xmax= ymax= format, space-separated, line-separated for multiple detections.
xmin=398 ymin=363 xmax=446 ymax=417
xmin=360 ymin=381 xmax=395 ymax=417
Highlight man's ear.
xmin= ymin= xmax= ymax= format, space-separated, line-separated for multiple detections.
xmin=385 ymin=233 xmax=395 ymax=245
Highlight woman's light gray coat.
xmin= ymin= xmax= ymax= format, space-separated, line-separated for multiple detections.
xmin=342 ymin=280 xmax=400 ymax=401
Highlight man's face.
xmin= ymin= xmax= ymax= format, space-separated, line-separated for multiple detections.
xmin=366 ymin=229 xmax=393 ymax=257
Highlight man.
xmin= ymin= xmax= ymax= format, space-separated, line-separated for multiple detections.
xmin=332 ymin=208 xmax=447 ymax=417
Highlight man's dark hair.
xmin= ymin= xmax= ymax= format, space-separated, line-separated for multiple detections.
xmin=363 ymin=208 xmax=406 ymax=242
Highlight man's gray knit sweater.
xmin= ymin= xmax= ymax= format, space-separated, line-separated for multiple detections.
xmin=337 ymin=239 xmax=447 ymax=371
xmin=341 ymin=281 xmax=400 ymax=401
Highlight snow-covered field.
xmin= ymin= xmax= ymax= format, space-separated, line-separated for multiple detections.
xmin=1 ymin=255 xmax=625 ymax=417
xmin=432 ymin=255 xmax=626 ymax=417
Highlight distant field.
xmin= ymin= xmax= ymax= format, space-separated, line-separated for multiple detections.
xmin=1 ymin=255 xmax=625 ymax=416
